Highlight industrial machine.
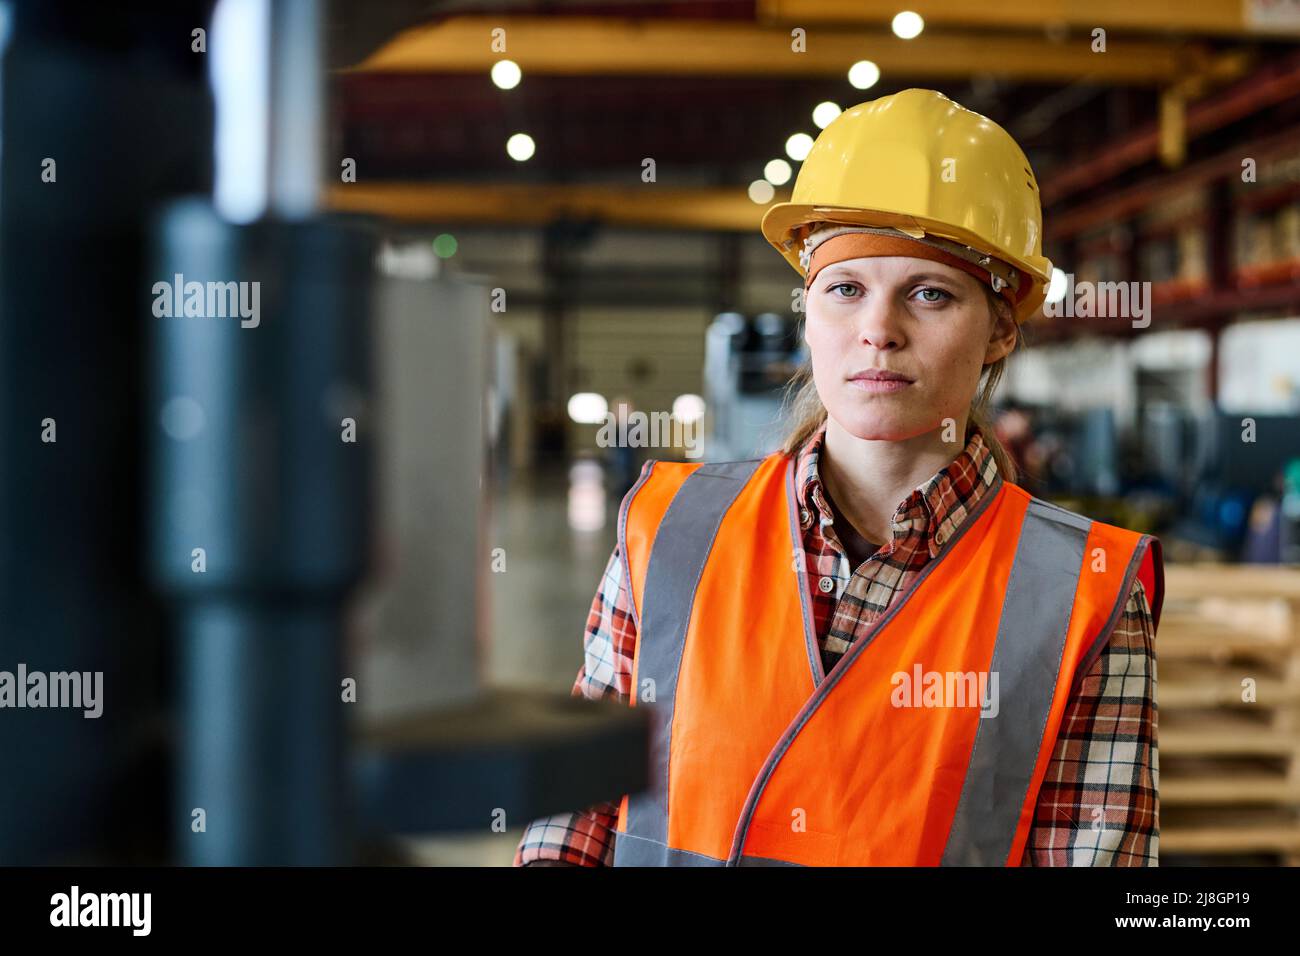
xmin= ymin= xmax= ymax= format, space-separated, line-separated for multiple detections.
xmin=704 ymin=311 xmax=804 ymax=461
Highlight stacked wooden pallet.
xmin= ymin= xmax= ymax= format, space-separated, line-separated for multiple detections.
xmin=1157 ymin=564 xmax=1300 ymax=864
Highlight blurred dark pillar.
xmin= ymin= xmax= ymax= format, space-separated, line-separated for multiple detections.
xmin=538 ymin=218 xmax=596 ymax=461
xmin=148 ymin=204 xmax=375 ymax=865
xmin=0 ymin=0 xmax=216 ymax=863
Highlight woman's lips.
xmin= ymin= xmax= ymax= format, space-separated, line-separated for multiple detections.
xmin=847 ymin=370 xmax=914 ymax=393
xmin=848 ymin=378 xmax=912 ymax=393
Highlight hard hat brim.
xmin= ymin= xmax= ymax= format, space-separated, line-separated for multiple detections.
xmin=761 ymin=201 xmax=1053 ymax=323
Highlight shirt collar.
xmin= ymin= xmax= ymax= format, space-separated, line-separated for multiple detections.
xmin=793 ymin=418 xmax=999 ymax=559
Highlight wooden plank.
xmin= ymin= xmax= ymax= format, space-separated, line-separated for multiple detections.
xmin=1161 ymin=775 xmax=1299 ymax=804
xmin=1159 ymin=598 xmax=1292 ymax=638
xmin=1161 ymin=807 xmax=1300 ymax=853
xmin=1157 ymin=661 xmax=1293 ymax=708
xmin=1156 ymin=633 xmax=1293 ymax=660
xmin=1161 ymin=826 xmax=1300 ymax=853
xmin=1164 ymin=564 xmax=1300 ymax=601
xmin=1159 ymin=713 xmax=1300 ymax=755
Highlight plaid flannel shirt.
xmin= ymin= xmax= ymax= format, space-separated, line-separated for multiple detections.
xmin=514 ymin=422 xmax=1159 ymax=866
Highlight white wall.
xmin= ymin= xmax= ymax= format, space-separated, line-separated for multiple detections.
xmin=1219 ymin=317 xmax=1300 ymax=413
xmin=1001 ymin=339 xmax=1138 ymax=430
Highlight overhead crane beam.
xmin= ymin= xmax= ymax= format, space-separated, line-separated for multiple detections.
xmin=351 ymin=15 xmax=1193 ymax=84
xmin=328 ymin=182 xmax=776 ymax=231
xmin=756 ymin=0 xmax=1300 ymax=39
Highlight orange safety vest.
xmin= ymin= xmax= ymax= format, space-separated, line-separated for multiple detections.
xmin=612 ymin=451 xmax=1164 ymax=866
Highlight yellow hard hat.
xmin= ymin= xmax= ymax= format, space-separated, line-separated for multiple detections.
xmin=761 ymin=88 xmax=1053 ymax=322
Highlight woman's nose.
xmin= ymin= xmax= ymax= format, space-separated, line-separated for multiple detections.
xmin=854 ymin=295 xmax=905 ymax=350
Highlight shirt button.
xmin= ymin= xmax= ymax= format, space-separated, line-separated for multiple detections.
xmin=818 ymin=576 xmax=835 ymax=594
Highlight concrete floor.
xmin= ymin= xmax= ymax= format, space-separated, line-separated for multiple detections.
xmin=400 ymin=461 xmax=623 ymax=866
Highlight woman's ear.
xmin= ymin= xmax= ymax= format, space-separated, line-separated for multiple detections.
xmin=983 ymin=300 xmax=1018 ymax=365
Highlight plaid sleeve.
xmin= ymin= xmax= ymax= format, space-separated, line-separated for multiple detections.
xmin=1021 ymin=574 xmax=1158 ymax=866
xmin=513 ymin=543 xmax=637 ymax=866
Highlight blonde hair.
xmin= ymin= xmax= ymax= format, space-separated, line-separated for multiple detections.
xmin=778 ymin=286 xmax=1022 ymax=482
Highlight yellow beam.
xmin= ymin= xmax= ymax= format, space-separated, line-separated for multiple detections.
xmin=758 ymin=0 xmax=1300 ymax=38
xmin=327 ymin=182 xmax=784 ymax=231
xmin=1153 ymin=48 xmax=1255 ymax=169
xmin=351 ymin=15 xmax=1189 ymax=84
xmin=1159 ymin=87 xmax=1186 ymax=168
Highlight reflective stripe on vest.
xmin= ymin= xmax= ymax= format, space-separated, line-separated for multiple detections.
xmin=619 ymin=459 xmax=765 ymax=863
xmin=613 ymin=451 xmax=1161 ymax=866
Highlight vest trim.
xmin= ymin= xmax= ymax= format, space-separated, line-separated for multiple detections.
xmin=614 ymin=831 xmax=726 ymax=866
xmin=785 ymin=456 xmax=826 ymax=688
xmin=1071 ymin=534 xmax=1160 ymax=697
xmin=617 ymin=459 xmax=660 ymax=634
xmin=614 ymin=830 xmax=804 ymax=866
xmin=939 ymin=497 xmax=1090 ymax=865
xmin=622 ymin=458 xmax=766 ymax=856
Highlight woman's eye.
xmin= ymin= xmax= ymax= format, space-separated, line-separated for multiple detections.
xmin=827 ymin=282 xmax=859 ymax=298
xmin=914 ymin=287 xmax=952 ymax=303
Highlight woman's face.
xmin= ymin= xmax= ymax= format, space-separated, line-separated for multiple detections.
xmin=804 ymin=255 xmax=1017 ymax=442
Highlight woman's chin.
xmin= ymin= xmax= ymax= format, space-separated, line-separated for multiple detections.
xmin=827 ymin=412 xmax=922 ymax=443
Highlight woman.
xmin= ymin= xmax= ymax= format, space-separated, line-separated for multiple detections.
xmin=515 ymin=89 xmax=1164 ymax=867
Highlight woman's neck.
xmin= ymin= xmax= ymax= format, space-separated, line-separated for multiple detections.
xmin=819 ymin=415 xmax=969 ymax=545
